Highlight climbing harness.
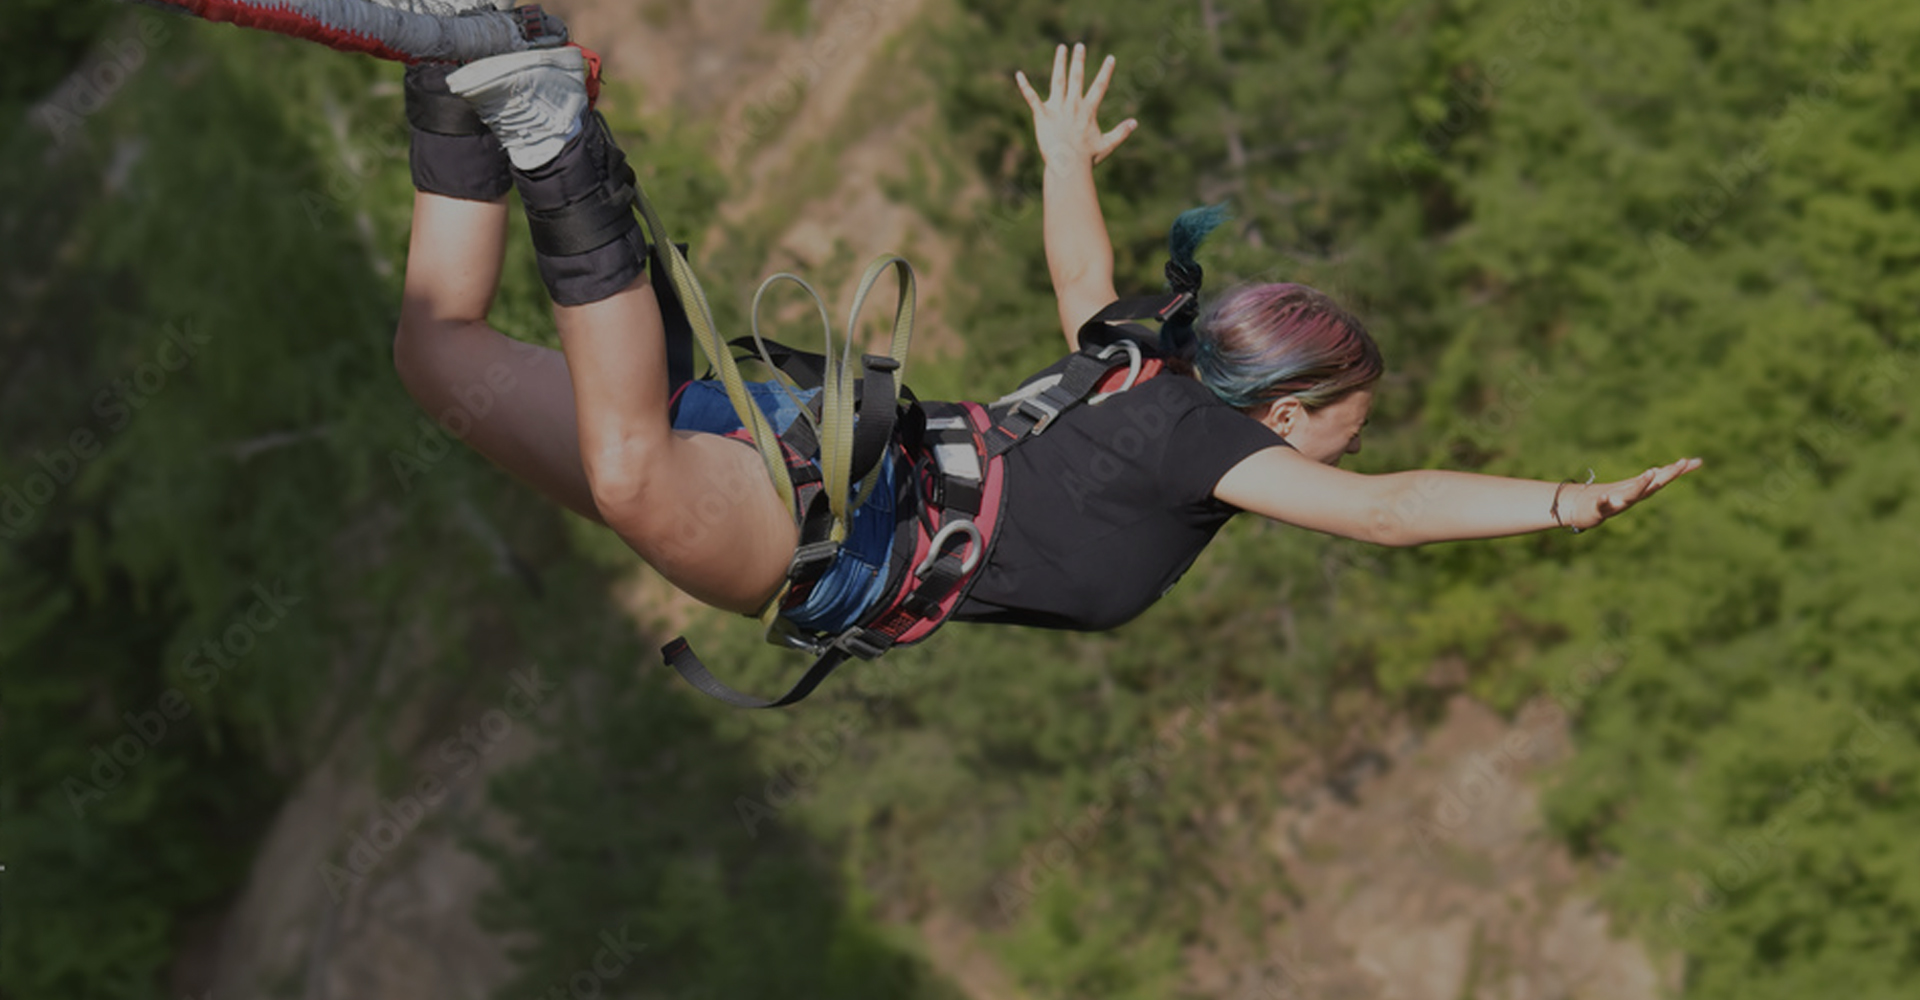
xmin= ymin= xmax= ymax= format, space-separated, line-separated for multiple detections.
xmin=653 ymin=249 xmax=1201 ymax=707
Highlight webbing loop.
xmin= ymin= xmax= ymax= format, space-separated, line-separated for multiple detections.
xmin=916 ymin=519 xmax=984 ymax=578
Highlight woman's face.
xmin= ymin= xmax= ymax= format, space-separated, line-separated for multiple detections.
xmin=1259 ymin=388 xmax=1374 ymax=466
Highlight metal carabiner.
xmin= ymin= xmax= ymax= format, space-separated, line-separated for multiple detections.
xmin=915 ymin=519 xmax=985 ymax=578
xmin=1089 ymin=338 xmax=1145 ymax=405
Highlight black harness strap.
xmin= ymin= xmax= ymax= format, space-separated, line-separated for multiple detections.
xmin=985 ymin=349 xmax=1124 ymax=456
xmin=850 ymin=355 xmax=900 ymax=491
xmin=663 ymin=638 xmax=854 ymax=709
xmin=654 ymin=243 xmax=697 ymax=392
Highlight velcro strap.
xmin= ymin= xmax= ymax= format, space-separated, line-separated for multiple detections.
xmin=525 ymin=175 xmax=640 ymax=257
xmin=405 ymin=74 xmax=488 ymax=137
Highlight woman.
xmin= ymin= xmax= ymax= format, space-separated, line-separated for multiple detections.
xmin=390 ymin=38 xmax=1701 ymax=692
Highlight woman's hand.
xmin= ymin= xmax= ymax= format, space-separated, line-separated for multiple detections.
xmin=1562 ymin=458 xmax=1705 ymax=531
xmin=1015 ymin=43 xmax=1138 ymax=170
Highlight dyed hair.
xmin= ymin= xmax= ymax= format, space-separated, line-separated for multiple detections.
xmin=1160 ymin=208 xmax=1385 ymax=412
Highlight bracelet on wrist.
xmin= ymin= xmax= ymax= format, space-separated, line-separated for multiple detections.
xmin=1550 ymin=468 xmax=1597 ymax=533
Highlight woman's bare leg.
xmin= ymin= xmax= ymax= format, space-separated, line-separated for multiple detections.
xmin=394 ymin=191 xmax=605 ymax=524
xmin=553 ymin=276 xmax=797 ymax=614
xmin=412 ymin=48 xmax=798 ymax=613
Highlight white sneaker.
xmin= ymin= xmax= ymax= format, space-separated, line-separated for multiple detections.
xmin=447 ymin=47 xmax=590 ymax=170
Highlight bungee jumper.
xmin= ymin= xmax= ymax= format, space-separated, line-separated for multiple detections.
xmin=154 ymin=2 xmax=1702 ymax=708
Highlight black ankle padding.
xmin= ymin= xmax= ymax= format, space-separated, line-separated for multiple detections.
xmin=405 ymin=64 xmax=510 ymax=200
xmin=512 ymin=113 xmax=628 ymax=210
xmin=524 ymin=167 xmax=637 ymax=256
xmin=405 ymin=65 xmax=487 ymax=136
xmin=411 ymin=130 xmax=513 ymax=201
xmin=514 ymin=113 xmax=648 ymax=306
xmin=539 ymin=226 xmax=649 ymax=307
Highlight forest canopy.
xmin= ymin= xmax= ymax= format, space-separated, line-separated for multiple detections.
xmin=2 ymin=0 xmax=1915 ymax=998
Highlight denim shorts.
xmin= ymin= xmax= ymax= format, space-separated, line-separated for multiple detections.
xmin=670 ymin=379 xmax=898 ymax=635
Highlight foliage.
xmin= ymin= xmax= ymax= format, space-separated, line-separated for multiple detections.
xmin=900 ymin=0 xmax=1920 ymax=995
xmin=6 ymin=1 xmax=1917 ymax=998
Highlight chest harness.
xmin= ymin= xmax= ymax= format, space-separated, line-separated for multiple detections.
xmin=613 ymin=179 xmax=1200 ymax=708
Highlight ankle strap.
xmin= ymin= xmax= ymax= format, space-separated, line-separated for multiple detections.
xmin=524 ymin=170 xmax=641 ymax=257
xmin=405 ymin=69 xmax=489 ymax=137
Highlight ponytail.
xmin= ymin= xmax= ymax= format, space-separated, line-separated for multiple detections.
xmin=1159 ymin=203 xmax=1232 ymax=358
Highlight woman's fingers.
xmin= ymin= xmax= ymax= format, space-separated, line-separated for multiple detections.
xmin=1591 ymin=459 xmax=1702 ymax=523
xmin=1049 ymin=43 xmax=1068 ymax=103
xmin=1014 ymin=70 xmax=1042 ymax=114
xmin=1067 ymin=42 xmax=1087 ymax=102
xmin=1086 ymin=52 xmax=1118 ymax=110
xmin=1093 ymin=119 xmax=1138 ymax=163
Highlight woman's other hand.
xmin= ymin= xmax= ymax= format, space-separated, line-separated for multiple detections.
xmin=1015 ymin=43 xmax=1138 ymax=170
xmin=1563 ymin=458 xmax=1705 ymax=530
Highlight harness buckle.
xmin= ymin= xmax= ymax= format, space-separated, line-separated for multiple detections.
xmin=831 ymin=627 xmax=891 ymax=660
xmin=916 ymin=519 xmax=985 ymax=578
xmin=1011 ymin=395 xmax=1062 ymax=435
xmin=786 ymin=539 xmax=840 ymax=582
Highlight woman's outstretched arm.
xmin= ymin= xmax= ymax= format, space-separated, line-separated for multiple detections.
xmin=1016 ymin=43 xmax=1138 ymax=352
xmin=1214 ymin=446 xmax=1704 ymax=546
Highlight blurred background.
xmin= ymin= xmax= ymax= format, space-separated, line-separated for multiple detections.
xmin=2 ymin=0 xmax=1916 ymax=997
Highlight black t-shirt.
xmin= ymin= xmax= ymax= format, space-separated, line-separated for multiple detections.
xmin=949 ymin=358 xmax=1287 ymax=631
